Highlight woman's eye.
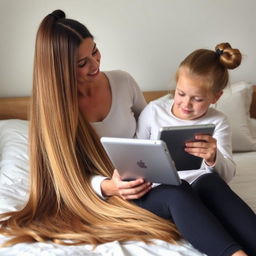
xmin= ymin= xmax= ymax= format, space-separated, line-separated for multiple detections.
xmin=78 ymin=61 xmax=87 ymax=68
xmin=178 ymin=92 xmax=185 ymax=97
xmin=92 ymin=48 xmax=98 ymax=56
xmin=194 ymin=98 xmax=203 ymax=102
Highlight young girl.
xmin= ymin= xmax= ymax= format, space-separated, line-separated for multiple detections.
xmin=136 ymin=43 xmax=237 ymax=184
xmin=99 ymin=43 xmax=256 ymax=256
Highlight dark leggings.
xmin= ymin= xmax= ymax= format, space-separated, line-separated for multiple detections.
xmin=133 ymin=173 xmax=256 ymax=256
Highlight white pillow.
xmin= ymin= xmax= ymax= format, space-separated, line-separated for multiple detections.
xmin=0 ymin=119 xmax=29 ymax=213
xmin=215 ymin=81 xmax=256 ymax=152
xmin=250 ymin=118 xmax=256 ymax=138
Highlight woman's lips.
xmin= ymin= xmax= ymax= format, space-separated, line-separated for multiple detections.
xmin=88 ymin=68 xmax=99 ymax=76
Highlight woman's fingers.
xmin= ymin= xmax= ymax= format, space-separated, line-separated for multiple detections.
xmin=112 ymin=170 xmax=152 ymax=199
xmin=119 ymin=182 xmax=152 ymax=200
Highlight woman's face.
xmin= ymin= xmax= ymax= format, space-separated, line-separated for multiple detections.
xmin=76 ymin=38 xmax=101 ymax=85
xmin=172 ymin=68 xmax=221 ymax=120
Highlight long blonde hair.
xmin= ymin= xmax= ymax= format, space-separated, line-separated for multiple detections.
xmin=0 ymin=10 xmax=180 ymax=247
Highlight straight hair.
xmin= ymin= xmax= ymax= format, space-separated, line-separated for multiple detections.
xmin=0 ymin=10 xmax=181 ymax=247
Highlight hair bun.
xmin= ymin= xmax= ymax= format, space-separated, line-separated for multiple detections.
xmin=51 ymin=10 xmax=65 ymax=20
xmin=215 ymin=42 xmax=242 ymax=70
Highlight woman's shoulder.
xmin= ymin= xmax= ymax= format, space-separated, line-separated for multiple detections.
xmin=104 ymin=70 xmax=133 ymax=81
xmin=105 ymin=70 xmax=140 ymax=94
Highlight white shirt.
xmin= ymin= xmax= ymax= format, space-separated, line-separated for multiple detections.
xmin=136 ymin=95 xmax=236 ymax=184
xmin=91 ymin=70 xmax=146 ymax=138
xmin=91 ymin=70 xmax=146 ymax=197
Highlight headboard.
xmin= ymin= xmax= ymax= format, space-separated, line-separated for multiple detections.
xmin=0 ymin=86 xmax=256 ymax=120
xmin=0 ymin=97 xmax=30 ymax=120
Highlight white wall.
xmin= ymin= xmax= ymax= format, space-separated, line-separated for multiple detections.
xmin=0 ymin=0 xmax=256 ymax=97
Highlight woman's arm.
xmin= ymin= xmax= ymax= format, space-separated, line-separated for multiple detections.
xmin=91 ymin=171 xmax=152 ymax=200
xmin=127 ymin=73 xmax=147 ymax=120
xmin=101 ymin=170 xmax=152 ymax=199
xmin=136 ymin=103 xmax=153 ymax=139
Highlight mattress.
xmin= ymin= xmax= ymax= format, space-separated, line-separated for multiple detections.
xmin=230 ymin=152 xmax=256 ymax=213
xmin=1 ymin=120 xmax=255 ymax=255
xmin=0 ymin=120 xmax=206 ymax=256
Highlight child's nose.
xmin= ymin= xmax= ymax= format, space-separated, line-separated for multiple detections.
xmin=184 ymin=97 xmax=192 ymax=107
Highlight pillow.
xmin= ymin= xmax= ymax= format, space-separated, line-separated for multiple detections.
xmin=215 ymin=81 xmax=256 ymax=152
xmin=0 ymin=119 xmax=29 ymax=213
xmin=250 ymin=118 xmax=256 ymax=138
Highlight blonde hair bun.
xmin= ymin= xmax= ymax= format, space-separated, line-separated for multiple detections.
xmin=215 ymin=42 xmax=242 ymax=69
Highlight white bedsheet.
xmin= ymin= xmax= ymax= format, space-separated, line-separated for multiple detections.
xmin=230 ymin=152 xmax=256 ymax=213
xmin=0 ymin=164 xmax=205 ymax=256
xmin=0 ymin=236 xmax=205 ymax=256
xmin=0 ymin=120 xmax=206 ymax=256
xmin=1 ymin=120 xmax=255 ymax=255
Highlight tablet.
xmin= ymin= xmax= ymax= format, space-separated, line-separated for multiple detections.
xmin=158 ymin=124 xmax=215 ymax=171
xmin=100 ymin=137 xmax=181 ymax=185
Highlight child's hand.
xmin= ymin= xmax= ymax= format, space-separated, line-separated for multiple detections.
xmin=101 ymin=170 xmax=152 ymax=200
xmin=185 ymin=134 xmax=217 ymax=166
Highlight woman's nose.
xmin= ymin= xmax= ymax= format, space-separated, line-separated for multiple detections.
xmin=89 ymin=57 xmax=99 ymax=70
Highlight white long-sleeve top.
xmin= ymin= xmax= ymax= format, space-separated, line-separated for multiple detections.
xmin=91 ymin=70 xmax=146 ymax=138
xmin=91 ymin=70 xmax=146 ymax=197
xmin=136 ymin=95 xmax=236 ymax=184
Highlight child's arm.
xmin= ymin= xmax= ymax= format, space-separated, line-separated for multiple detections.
xmin=184 ymin=134 xmax=217 ymax=166
xmin=184 ymin=115 xmax=235 ymax=182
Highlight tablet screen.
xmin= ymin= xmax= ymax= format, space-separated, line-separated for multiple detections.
xmin=159 ymin=124 xmax=215 ymax=171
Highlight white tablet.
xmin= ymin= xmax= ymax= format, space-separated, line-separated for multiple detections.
xmin=100 ymin=137 xmax=181 ymax=185
xmin=158 ymin=124 xmax=215 ymax=171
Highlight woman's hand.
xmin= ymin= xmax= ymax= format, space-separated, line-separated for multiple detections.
xmin=101 ymin=169 xmax=152 ymax=200
xmin=184 ymin=134 xmax=217 ymax=166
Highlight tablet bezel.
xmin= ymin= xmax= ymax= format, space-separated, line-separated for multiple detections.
xmin=100 ymin=137 xmax=181 ymax=185
xmin=158 ymin=124 xmax=215 ymax=171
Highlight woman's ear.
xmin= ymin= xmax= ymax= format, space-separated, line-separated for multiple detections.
xmin=211 ymin=90 xmax=223 ymax=104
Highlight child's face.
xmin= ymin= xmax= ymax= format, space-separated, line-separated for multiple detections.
xmin=173 ymin=69 xmax=221 ymax=120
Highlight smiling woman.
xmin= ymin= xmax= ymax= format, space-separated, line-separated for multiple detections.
xmin=1 ymin=9 xmax=256 ymax=256
xmin=0 ymin=8 xmax=181 ymax=248
xmin=76 ymin=38 xmax=113 ymax=123
xmin=77 ymin=40 xmax=101 ymax=81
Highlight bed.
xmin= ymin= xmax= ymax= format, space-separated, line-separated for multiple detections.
xmin=0 ymin=81 xmax=255 ymax=255
xmin=144 ymin=83 xmax=256 ymax=213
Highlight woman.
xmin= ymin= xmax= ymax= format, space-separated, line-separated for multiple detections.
xmin=0 ymin=9 xmax=180 ymax=247
xmin=0 ymin=10 xmax=253 ymax=256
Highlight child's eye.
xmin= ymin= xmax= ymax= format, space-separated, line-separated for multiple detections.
xmin=178 ymin=92 xmax=185 ymax=97
xmin=194 ymin=98 xmax=203 ymax=102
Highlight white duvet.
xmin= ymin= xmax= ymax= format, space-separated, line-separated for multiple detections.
xmin=1 ymin=119 xmax=256 ymax=256
xmin=0 ymin=236 xmax=205 ymax=256
xmin=0 ymin=120 xmax=206 ymax=256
